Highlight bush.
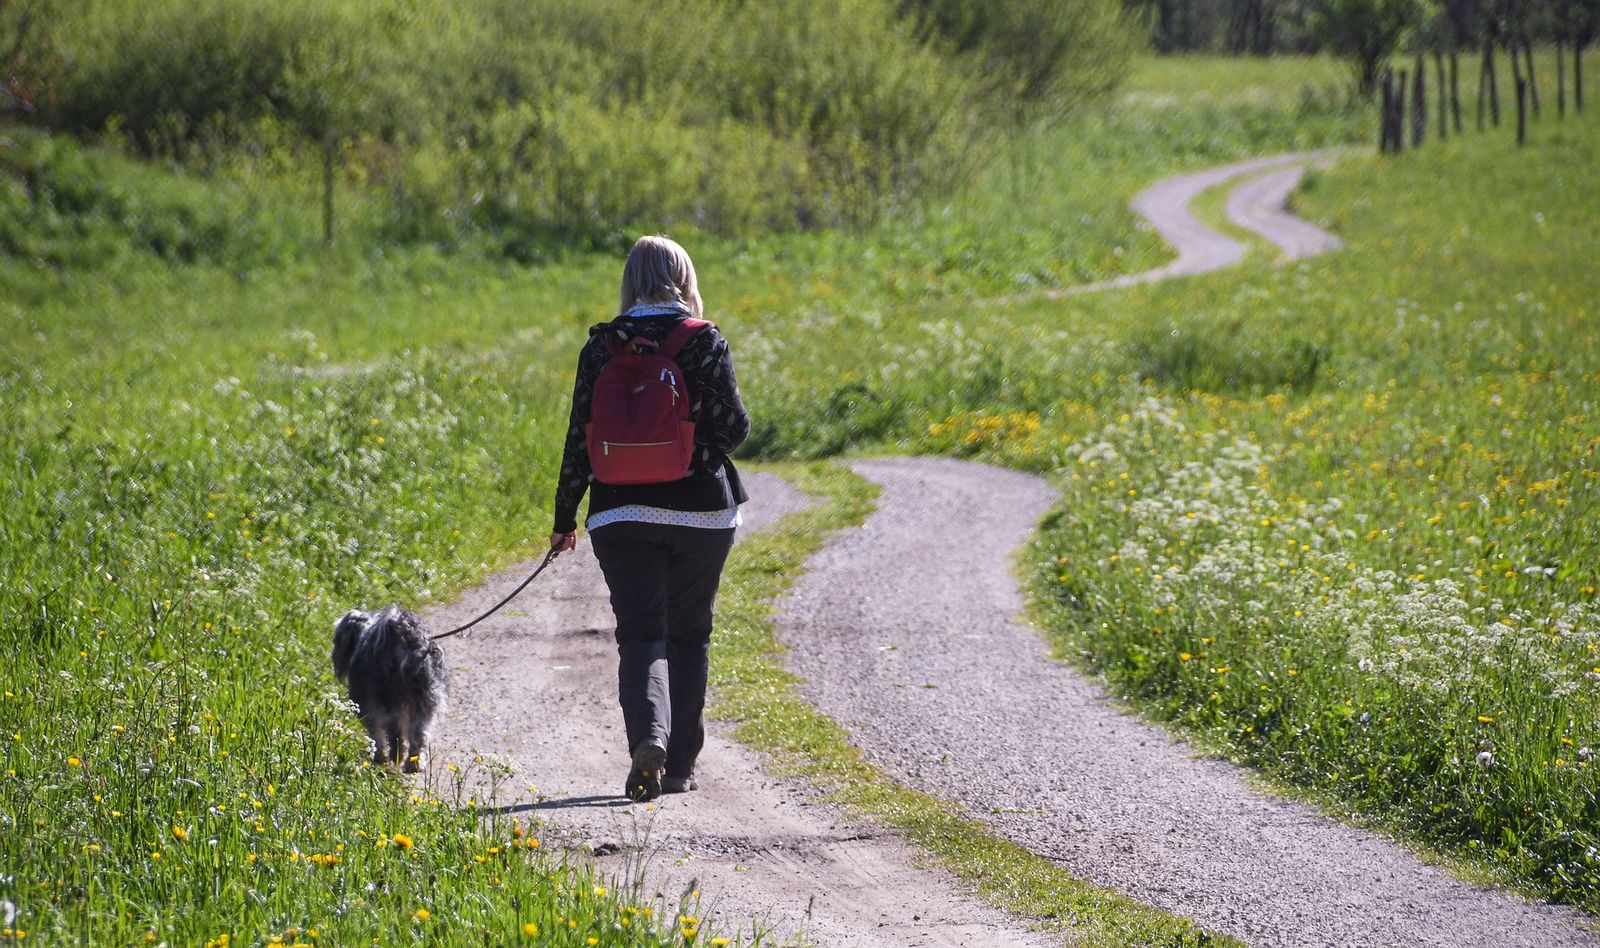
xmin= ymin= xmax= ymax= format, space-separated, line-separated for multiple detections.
xmin=0 ymin=128 xmax=295 ymax=268
xmin=29 ymin=0 xmax=1132 ymax=251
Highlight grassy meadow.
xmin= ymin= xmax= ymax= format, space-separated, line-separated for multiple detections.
xmin=4 ymin=42 xmax=1598 ymax=945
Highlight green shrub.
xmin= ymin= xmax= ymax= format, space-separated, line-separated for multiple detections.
xmin=0 ymin=128 xmax=296 ymax=268
xmin=32 ymin=0 xmax=1130 ymax=249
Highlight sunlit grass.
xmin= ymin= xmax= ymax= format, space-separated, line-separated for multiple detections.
xmin=4 ymin=50 xmax=1595 ymax=942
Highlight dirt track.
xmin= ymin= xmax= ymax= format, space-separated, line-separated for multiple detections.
xmin=426 ymin=473 xmax=1052 ymax=946
xmin=776 ymin=458 xmax=1597 ymax=948
xmin=1055 ymin=149 xmax=1342 ymax=295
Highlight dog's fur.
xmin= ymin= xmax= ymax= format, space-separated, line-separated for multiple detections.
xmin=332 ymin=606 xmax=448 ymax=773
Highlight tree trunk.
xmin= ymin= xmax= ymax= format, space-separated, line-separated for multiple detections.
xmin=1413 ymin=54 xmax=1427 ymax=147
xmin=1477 ymin=48 xmax=1488 ymax=129
xmin=1486 ymin=39 xmax=1501 ymax=127
xmin=1524 ymin=38 xmax=1540 ymax=117
xmin=322 ymin=139 xmax=336 ymax=245
xmin=1557 ymin=38 xmax=1566 ymax=117
xmin=1510 ymin=45 xmax=1526 ymax=145
xmin=1516 ymin=77 xmax=1527 ymax=144
xmin=1578 ymin=42 xmax=1586 ymax=113
xmin=1451 ymin=50 xmax=1463 ymax=133
xmin=1380 ymin=72 xmax=1392 ymax=153
xmin=1396 ymin=68 xmax=1408 ymax=151
xmin=1435 ymin=50 xmax=1449 ymax=139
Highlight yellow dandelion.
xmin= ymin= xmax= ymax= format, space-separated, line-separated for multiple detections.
xmin=413 ymin=909 xmax=430 ymax=921
xmin=392 ymin=834 xmax=413 ymax=850
xmin=1477 ymin=715 xmax=1494 ymax=723
xmin=67 ymin=756 xmax=81 ymax=767
xmin=172 ymin=826 xmax=188 ymax=841
xmin=522 ymin=923 xmax=538 ymax=937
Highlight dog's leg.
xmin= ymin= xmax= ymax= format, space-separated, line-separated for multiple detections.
xmin=362 ymin=714 xmax=388 ymax=767
xmin=388 ymin=713 xmax=408 ymax=767
xmin=403 ymin=710 xmax=428 ymax=774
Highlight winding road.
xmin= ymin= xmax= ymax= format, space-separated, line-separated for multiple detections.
xmin=426 ymin=154 xmax=1598 ymax=945
xmin=776 ymin=460 xmax=1596 ymax=948
xmin=1059 ymin=149 xmax=1342 ymax=294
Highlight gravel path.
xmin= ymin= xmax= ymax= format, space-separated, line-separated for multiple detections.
xmin=1043 ymin=150 xmax=1342 ymax=296
xmin=775 ymin=458 xmax=1598 ymax=948
xmin=425 ymin=472 xmax=1052 ymax=947
xmin=1223 ymin=161 xmax=1343 ymax=260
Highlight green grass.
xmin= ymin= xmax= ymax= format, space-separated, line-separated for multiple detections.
xmin=985 ymin=126 xmax=1600 ymax=909
xmin=4 ymin=50 xmax=1597 ymax=943
xmin=712 ymin=463 xmax=1237 ymax=948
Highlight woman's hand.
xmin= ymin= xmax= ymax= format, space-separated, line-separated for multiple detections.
xmin=550 ymin=531 xmax=577 ymax=552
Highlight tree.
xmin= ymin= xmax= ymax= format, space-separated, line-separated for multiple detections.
xmin=902 ymin=0 xmax=1133 ymax=128
xmin=1438 ymin=0 xmax=1477 ymax=130
xmin=280 ymin=31 xmax=387 ymax=244
xmin=1 ymin=0 xmax=60 ymax=117
xmin=1552 ymin=0 xmax=1599 ymax=112
xmin=1311 ymin=0 xmax=1439 ymax=96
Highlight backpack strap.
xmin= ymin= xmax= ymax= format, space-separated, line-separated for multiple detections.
xmin=659 ymin=318 xmax=710 ymax=359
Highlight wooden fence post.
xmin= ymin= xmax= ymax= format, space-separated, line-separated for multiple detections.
xmin=1413 ymin=55 xmax=1427 ymax=147
xmin=1435 ymin=50 xmax=1448 ymax=140
xmin=1524 ymin=39 xmax=1540 ymax=117
xmin=1451 ymin=50 xmax=1463 ymax=133
xmin=1557 ymin=39 xmax=1567 ymax=118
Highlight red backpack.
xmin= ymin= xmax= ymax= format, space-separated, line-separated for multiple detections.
xmin=586 ymin=318 xmax=709 ymax=485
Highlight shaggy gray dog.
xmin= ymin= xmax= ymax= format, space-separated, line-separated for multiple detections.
xmin=332 ymin=606 xmax=448 ymax=772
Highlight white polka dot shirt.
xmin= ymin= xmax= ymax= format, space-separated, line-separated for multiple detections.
xmin=586 ymin=504 xmax=743 ymax=532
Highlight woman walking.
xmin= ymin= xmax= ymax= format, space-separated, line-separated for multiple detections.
xmin=550 ymin=235 xmax=750 ymax=801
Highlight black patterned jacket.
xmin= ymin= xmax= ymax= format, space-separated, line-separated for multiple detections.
xmin=552 ymin=315 xmax=751 ymax=533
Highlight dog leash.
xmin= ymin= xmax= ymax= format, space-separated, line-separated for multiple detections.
xmin=430 ymin=547 xmax=562 ymax=641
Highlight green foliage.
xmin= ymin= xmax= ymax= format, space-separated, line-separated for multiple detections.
xmin=1 ymin=0 xmax=63 ymax=116
xmin=0 ymin=127 xmax=296 ymax=268
xmin=1309 ymin=0 xmax=1437 ymax=93
xmin=32 ymin=0 xmax=1130 ymax=249
xmin=903 ymin=0 xmax=1136 ymax=123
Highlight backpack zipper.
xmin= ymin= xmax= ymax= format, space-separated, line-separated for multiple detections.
xmin=601 ymin=440 xmax=675 ymax=455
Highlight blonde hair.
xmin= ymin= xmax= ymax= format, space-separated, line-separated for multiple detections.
xmin=618 ymin=235 xmax=703 ymax=319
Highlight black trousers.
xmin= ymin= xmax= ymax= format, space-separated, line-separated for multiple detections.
xmin=590 ymin=520 xmax=735 ymax=780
